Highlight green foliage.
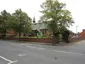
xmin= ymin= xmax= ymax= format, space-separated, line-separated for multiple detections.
xmin=0 ymin=9 xmax=32 ymax=39
xmin=40 ymin=0 xmax=74 ymax=43
xmin=40 ymin=0 xmax=74 ymax=32
xmin=11 ymin=9 xmax=32 ymax=34
xmin=0 ymin=10 xmax=10 ymax=31
xmin=0 ymin=10 xmax=11 ymax=39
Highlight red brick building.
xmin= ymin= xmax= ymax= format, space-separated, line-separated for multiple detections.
xmin=0 ymin=29 xmax=16 ymax=37
xmin=6 ymin=29 xmax=17 ymax=36
xmin=80 ymin=29 xmax=85 ymax=39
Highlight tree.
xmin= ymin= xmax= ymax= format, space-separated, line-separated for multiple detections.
xmin=40 ymin=0 xmax=74 ymax=44
xmin=0 ymin=10 xmax=11 ymax=39
xmin=11 ymin=9 xmax=32 ymax=39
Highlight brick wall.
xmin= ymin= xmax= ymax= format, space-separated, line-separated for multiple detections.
xmin=5 ymin=37 xmax=53 ymax=43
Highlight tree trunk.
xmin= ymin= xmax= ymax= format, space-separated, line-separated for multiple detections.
xmin=52 ymin=35 xmax=59 ymax=45
xmin=2 ymin=29 xmax=6 ymax=40
xmin=19 ymin=32 xmax=21 ymax=41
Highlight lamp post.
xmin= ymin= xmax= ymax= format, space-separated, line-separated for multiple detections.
xmin=76 ymin=26 xmax=79 ymax=34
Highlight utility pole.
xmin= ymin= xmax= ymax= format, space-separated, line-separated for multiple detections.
xmin=76 ymin=26 xmax=79 ymax=40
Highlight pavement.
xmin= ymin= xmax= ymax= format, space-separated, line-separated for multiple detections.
xmin=0 ymin=40 xmax=85 ymax=64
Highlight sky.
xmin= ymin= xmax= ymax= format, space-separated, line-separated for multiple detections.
xmin=0 ymin=0 xmax=85 ymax=33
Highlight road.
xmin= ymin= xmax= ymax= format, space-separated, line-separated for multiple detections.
xmin=0 ymin=40 xmax=85 ymax=64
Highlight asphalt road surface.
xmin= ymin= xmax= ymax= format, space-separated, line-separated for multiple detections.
xmin=0 ymin=40 xmax=85 ymax=64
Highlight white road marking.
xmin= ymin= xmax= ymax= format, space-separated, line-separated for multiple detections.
xmin=71 ymin=47 xmax=81 ymax=49
xmin=0 ymin=56 xmax=12 ymax=63
xmin=64 ymin=46 xmax=83 ymax=50
xmin=53 ymin=50 xmax=85 ymax=55
xmin=26 ymin=46 xmax=45 ymax=50
xmin=8 ymin=60 xmax=17 ymax=64
xmin=18 ymin=53 xmax=27 ymax=56
xmin=0 ymin=55 xmax=17 ymax=64
xmin=26 ymin=45 xmax=85 ymax=56
xmin=20 ymin=43 xmax=33 ymax=46
xmin=27 ymin=44 xmax=33 ymax=45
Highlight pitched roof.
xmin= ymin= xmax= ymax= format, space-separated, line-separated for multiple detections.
xmin=32 ymin=22 xmax=47 ymax=30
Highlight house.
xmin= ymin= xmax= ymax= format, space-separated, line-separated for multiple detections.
xmin=31 ymin=22 xmax=50 ymax=37
xmin=79 ymin=29 xmax=85 ymax=39
xmin=31 ymin=22 xmax=76 ymax=38
xmin=0 ymin=28 xmax=16 ymax=39
xmin=6 ymin=29 xmax=17 ymax=36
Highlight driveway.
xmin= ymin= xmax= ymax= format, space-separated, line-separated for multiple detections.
xmin=0 ymin=40 xmax=85 ymax=64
